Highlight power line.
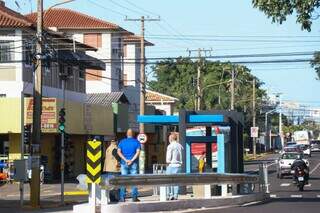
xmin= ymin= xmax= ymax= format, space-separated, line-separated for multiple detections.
xmin=144 ymin=36 xmax=320 ymax=43
xmin=87 ymin=0 xmax=127 ymax=17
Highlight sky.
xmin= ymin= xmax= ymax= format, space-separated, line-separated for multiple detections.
xmin=7 ymin=0 xmax=320 ymax=107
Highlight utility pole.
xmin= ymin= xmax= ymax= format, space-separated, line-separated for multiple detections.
xmin=230 ymin=68 xmax=235 ymax=110
xmin=196 ymin=49 xmax=201 ymax=110
xmin=252 ymin=78 xmax=256 ymax=158
xmin=279 ymin=94 xmax=283 ymax=148
xmin=125 ymin=16 xmax=160 ymax=174
xmin=30 ymin=0 xmax=43 ymax=207
xmin=187 ymin=48 xmax=212 ymax=110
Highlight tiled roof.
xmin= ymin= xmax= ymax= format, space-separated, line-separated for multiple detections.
xmin=124 ymin=35 xmax=154 ymax=46
xmin=0 ymin=4 xmax=33 ymax=27
xmin=26 ymin=8 xmax=125 ymax=31
xmin=86 ymin=92 xmax=129 ymax=106
xmin=146 ymin=90 xmax=178 ymax=103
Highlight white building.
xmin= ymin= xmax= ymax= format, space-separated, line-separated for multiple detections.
xmin=123 ymin=35 xmax=154 ymax=130
xmin=26 ymin=9 xmax=154 ymax=131
xmin=145 ymin=90 xmax=178 ymax=115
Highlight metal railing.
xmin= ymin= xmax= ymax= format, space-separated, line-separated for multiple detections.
xmin=101 ymin=173 xmax=260 ymax=189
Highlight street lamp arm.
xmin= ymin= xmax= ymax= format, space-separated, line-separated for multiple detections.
xmin=201 ymin=79 xmax=231 ymax=93
xmin=46 ymin=0 xmax=76 ymax=12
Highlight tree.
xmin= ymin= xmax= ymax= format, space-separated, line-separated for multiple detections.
xmin=311 ymin=51 xmax=320 ymax=79
xmin=252 ymin=0 xmax=320 ymax=32
xmin=148 ymin=58 xmax=267 ymax=134
xmin=252 ymin=0 xmax=320 ymax=79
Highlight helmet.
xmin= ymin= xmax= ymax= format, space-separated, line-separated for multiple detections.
xmin=296 ymin=154 xmax=302 ymax=160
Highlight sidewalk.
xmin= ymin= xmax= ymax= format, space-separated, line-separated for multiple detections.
xmin=0 ymin=182 xmax=153 ymax=213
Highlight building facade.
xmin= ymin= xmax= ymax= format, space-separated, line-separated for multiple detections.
xmin=26 ymin=9 xmax=154 ymax=132
xmin=0 ymin=3 xmax=117 ymax=180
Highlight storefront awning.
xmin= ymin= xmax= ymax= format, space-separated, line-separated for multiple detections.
xmin=55 ymin=50 xmax=106 ymax=70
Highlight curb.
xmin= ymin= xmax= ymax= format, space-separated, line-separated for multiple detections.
xmin=97 ymin=193 xmax=269 ymax=213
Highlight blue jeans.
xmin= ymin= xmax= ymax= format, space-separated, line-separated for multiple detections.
xmin=166 ymin=165 xmax=181 ymax=199
xmin=119 ymin=162 xmax=138 ymax=200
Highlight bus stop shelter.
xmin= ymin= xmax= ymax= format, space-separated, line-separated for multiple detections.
xmin=138 ymin=110 xmax=244 ymax=174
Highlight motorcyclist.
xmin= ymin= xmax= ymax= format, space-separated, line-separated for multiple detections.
xmin=291 ymin=154 xmax=309 ymax=184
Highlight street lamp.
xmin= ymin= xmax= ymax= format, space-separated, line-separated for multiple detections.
xmin=265 ymin=109 xmax=276 ymax=151
xmin=274 ymin=93 xmax=283 ymax=148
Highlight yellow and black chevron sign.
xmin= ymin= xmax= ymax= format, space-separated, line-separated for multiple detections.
xmin=86 ymin=140 xmax=102 ymax=184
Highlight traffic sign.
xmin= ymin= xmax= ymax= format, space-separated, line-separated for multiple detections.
xmin=86 ymin=140 xmax=102 ymax=184
xmin=137 ymin=133 xmax=148 ymax=144
xmin=251 ymin=127 xmax=259 ymax=138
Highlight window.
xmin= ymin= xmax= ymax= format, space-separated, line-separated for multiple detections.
xmin=123 ymin=73 xmax=128 ymax=86
xmin=0 ymin=41 xmax=14 ymax=62
xmin=84 ymin=33 xmax=102 ymax=48
xmin=86 ymin=69 xmax=102 ymax=81
xmin=79 ymin=67 xmax=85 ymax=80
xmin=123 ymin=45 xmax=127 ymax=57
xmin=112 ymin=48 xmax=118 ymax=55
xmin=23 ymin=41 xmax=33 ymax=66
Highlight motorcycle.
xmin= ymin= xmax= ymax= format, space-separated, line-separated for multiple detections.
xmin=293 ymin=167 xmax=306 ymax=191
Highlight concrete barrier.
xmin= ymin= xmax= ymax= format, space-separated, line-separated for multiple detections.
xmin=100 ymin=193 xmax=269 ymax=213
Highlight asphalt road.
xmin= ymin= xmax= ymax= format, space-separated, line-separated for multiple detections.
xmin=211 ymin=151 xmax=320 ymax=213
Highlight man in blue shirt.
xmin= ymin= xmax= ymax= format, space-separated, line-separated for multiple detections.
xmin=117 ymin=129 xmax=141 ymax=202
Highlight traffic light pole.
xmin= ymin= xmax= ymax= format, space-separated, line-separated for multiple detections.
xmin=60 ymin=79 xmax=66 ymax=205
xmin=20 ymin=91 xmax=24 ymax=207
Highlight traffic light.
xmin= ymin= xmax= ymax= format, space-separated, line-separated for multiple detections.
xmin=24 ymin=124 xmax=31 ymax=144
xmin=58 ymin=108 xmax=66 ymax=132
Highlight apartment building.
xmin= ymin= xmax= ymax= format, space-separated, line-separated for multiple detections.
xmin=123 ymin=35 xmax=154 ymax=130
xmin=0 ymin=3 xmax=120 ymax=179
xmin=26 ymin=9 xmax=154 ymax=132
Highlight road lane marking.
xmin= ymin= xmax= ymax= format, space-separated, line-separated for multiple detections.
xmin=310 ymin=162 xmax=320 ymax=174
xmin=270 ymin=194 xmax=277 ymax=198
xmin=280 ymin=183 xmax=290 ymax=187
xmin=291 ymin=195 xmax=302 ymax=198
xmin=267 ymin=162 xmax=277 ymax=168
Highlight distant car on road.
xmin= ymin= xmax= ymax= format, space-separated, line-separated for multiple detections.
xmin=277 ymin=152 xmax=309 ymax=179
xmin=311 ymin=140 xmax=320 ymax=152
xmin=286 ymin=141 xmax=297 ymax=147
xmin=297 ymin=144 xmax=311 ymax=157
xmin=279 ymin=142 xmax=298 ymax=154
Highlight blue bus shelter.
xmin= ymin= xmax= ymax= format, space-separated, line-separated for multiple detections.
xmin=138 ymin=110 xmax=244 ymax=174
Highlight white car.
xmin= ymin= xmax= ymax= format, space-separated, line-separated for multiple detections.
xmin=311 ymin=140 xmax=320 ymax=152
xmin=297 ymin=144 xmax=311 ymax=157
xmin=277 ymin=152 xmax=309 ymax=179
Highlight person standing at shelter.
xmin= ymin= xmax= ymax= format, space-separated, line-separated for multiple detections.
xmin=117 ymin=129 xmax=141 ymax=202
xmin=166 ymin=133 xmax=183 ymax=200
xmin=103 ymin=139 xmax=121 ymax=202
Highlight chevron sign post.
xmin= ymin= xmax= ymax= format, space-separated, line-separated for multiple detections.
xmin=86 ymin=140 xmax=102 ymax=184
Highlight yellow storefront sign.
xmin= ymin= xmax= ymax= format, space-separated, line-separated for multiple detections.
xmin=25 ymin=98 xmax=57 ymax=133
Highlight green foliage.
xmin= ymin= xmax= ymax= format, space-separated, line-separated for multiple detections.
xmin=311 ymin=52 xmax=320 ymax=79
xmin=252 ymin=0 xmax=320 ymax=32
xmin=252 ymin=1 xmax=320 ymax=79
xmin=148 ymin=58 xmax=267 ymax=132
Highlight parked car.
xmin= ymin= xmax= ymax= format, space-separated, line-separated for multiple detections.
xmin=277 ymin=152 xmax=309 ymax=179
xmin=311 ymin=140 xmax=320 ymax=152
